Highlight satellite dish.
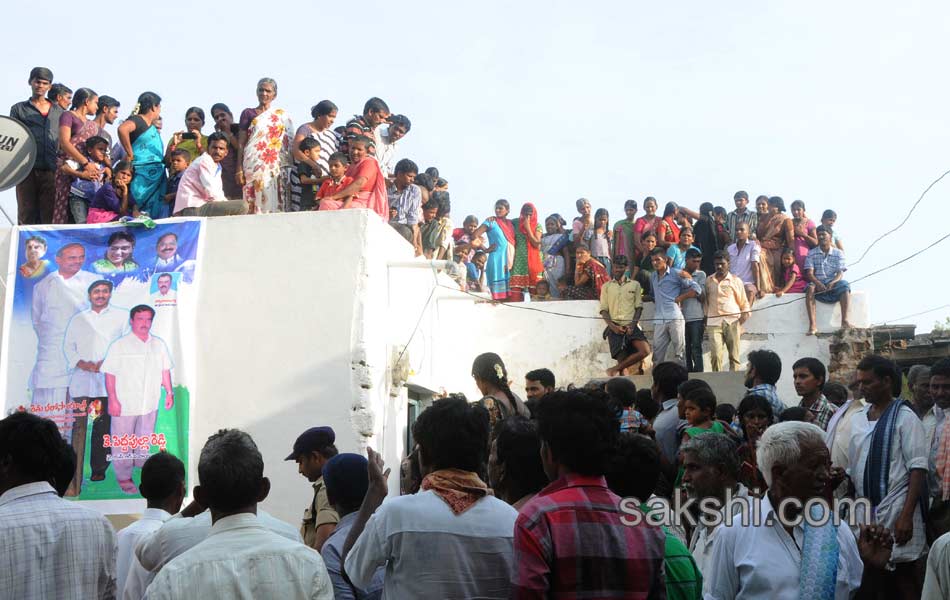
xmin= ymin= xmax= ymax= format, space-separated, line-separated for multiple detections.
xmin=0 ymin=116 xmax=37 ymax=192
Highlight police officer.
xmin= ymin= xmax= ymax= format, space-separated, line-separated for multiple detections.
xmin=285 ymin=426 xmax=340 ymax=551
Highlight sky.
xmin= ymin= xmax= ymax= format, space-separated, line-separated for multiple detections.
xmin=1 ymin=0 xmax=949 ymax=332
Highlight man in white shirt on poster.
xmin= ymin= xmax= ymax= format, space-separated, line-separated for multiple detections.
xmin=143 ymin=429 xmax=332 ymax=600
xmin=101 ymin=304 xmax=174 ymax=495
xmin=30 ymin=242 xmax=98 ymax=437
xmin=62 ymin=278 xmax=128 ymax=494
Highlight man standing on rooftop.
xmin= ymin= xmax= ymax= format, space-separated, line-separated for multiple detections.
xmin=648 ymin=247 xmax=701 ymax=366
xmin=726 ymin=190 xmax=757 ymax=242
xmin=9 ymin=66 xmax=64 ymax=224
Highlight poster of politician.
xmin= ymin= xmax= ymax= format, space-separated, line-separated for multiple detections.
xmin=0 ymin=220 xmax=202 ymax=502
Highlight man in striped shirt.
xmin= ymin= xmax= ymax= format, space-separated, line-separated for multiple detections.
xmin=510 ymin=389 xmax=666 ymax=598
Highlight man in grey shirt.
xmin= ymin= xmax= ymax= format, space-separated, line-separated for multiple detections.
xmin=682 ymin=248 xmax=707 ymax=373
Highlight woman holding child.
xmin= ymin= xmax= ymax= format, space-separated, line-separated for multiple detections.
xmin=53 ymin=88 xmax=100 ymax=223
xmin=318 ymin=136 xmax=388 ymax=219
xmin=289 ymin=100 xmax=340 ymax=211
xmin=236 ymin=78 xmax=294 ymax=213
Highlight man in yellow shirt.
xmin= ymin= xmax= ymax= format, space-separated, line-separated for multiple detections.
xmin=600 ymin=256 xmax=651 ymax=377
xmin=705 ymin=251 xmax=750 ymax=371
xmin=286 ymin=426 xmax=340 ymax=551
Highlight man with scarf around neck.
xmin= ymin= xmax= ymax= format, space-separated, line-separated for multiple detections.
xmin=848 ymin=355 xmax=928 ymax=599
xmin=342 ymin=397 xmax=517 ymax=599
xmin=509 ymin=389 xmax=666 ymax=599
xmin=706 ymin=421 xmax=892 ymax=600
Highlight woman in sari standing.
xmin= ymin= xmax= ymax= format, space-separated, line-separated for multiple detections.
xmin=318 ymin=136 xmax=388 ymax=219
xmin=541 ymin=214 xmax=569 ymax=298
xmin=562 ymin=243 xmax=610 ymax=300
xmin=612 ymin=199 xmax=638 ymax=273
xmin=471 ymin=200 xmax=516 ymax=301
xmin=790 ymin=199 xmax=818 ymax=272
xmin=655 ymin=201 xmax=682 ymax=249
xmin=509 ymin=203 xmax=544 ymax=302
xmin=236 ymin=78 xmax=294 ymax=214
xmin=53 ymin=88 xmax=100 ymax=223
xmin=633 ymin=196 xmax=662 ymax=259
xmin=118 ymin=92 xmax=167 ymax=219
xmin=755 ymin=196 xmax=794 ymax=292
xmin=289 ymin=100 xmax=340 ymax=211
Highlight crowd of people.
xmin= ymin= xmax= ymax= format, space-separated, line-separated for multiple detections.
xmin=12 ymin=66 xmax=855 ymax=379
xmin=3 ymin=350 xmax=950 ymax=600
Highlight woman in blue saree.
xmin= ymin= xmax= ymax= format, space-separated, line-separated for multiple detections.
xmin=472 ymin=200 xmax=515 ymax=300
xmin=118 ymin=92 xmax=168 ymax=218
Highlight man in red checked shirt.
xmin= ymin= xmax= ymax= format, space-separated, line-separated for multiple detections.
xmin=510 ymin=389 xmax=666 ymax=598
xmin=101 ymin=304 xmax=174 ymax=495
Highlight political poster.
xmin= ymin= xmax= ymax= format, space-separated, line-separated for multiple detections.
xmin=0 ymin=219 xmax=203 ymax=506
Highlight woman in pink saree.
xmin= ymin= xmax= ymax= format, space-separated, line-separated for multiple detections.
xmin=318 ymin=135 xmax=388 ymax=220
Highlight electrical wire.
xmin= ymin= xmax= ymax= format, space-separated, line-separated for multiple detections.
xmin=850 ymin=167 xmax=950 ymax=267
xmin=874 ymin=303 xmax=950 ymax=326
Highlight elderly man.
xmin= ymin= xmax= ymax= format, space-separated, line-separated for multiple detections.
xmin=286 ymin=426 xmax=340 ymax=552
xmin=849 ymin=355 xmax=928 ymax=598
xmin=101 ymin=305 xmax=174 ymax=494
xmin=0 ymin=412 xmax=117 ymax=598
xmin=62 ymin=279 xmax=128 ymax=493
xmin=144 ymin=429 xmax=333 ymax=599
xmin=681 ymin=432 xmax=749 ymax=592
xmin=705 ymin=421 xmax=865 ymax=599
xmin=30 ymin=242 xmax=99 ymax=444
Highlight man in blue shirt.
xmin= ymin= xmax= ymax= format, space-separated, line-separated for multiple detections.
xmin=804 ymin=226 xmax=851 ymax=335
xmin=648 ymin=247 xmax=701 ymax=366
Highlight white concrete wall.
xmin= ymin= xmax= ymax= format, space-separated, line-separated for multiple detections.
xmin=0 ymin=212 xmax=871 ymax=522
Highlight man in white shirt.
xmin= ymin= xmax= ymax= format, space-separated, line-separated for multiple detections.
xmin=135 ymin=502 xmax=302 ymax=578
xmin=343 ymin=397 xmax=518 ymax=599
xmin=0 ymin=412 xmax=117 ymax=599
xmin=681 ymin=432 xmax=749 ymax=593
xmin=30 ymin=242 xmax=98 ymax=446
xmin=62 ymin=279 xmax=129 ymax=494
xmin=172 ymin=132 xmax=247 ymax=217
xmin=117 ymin=452 xmax=185 ymax=600
xmin=727 ymin=222 xmax=763 ymax=306
xmin=374 ymin=114 xmax=410 ymax=178
xmin=101 ymin=305 xmax=174 ymax=494
xmin=848 ymin=355 xmax=928 ymax=596
xmin=144 ymin=429 xmax=332 ymax=600
xmin=705 ymin=421 xmax=865 ymax=599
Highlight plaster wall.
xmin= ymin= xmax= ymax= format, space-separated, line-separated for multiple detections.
xmin=0 ymin=211 xmax=870 ymax=524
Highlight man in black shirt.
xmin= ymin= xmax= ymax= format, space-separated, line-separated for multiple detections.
xmin=9 ymin=67 xmax=63 ymax=224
